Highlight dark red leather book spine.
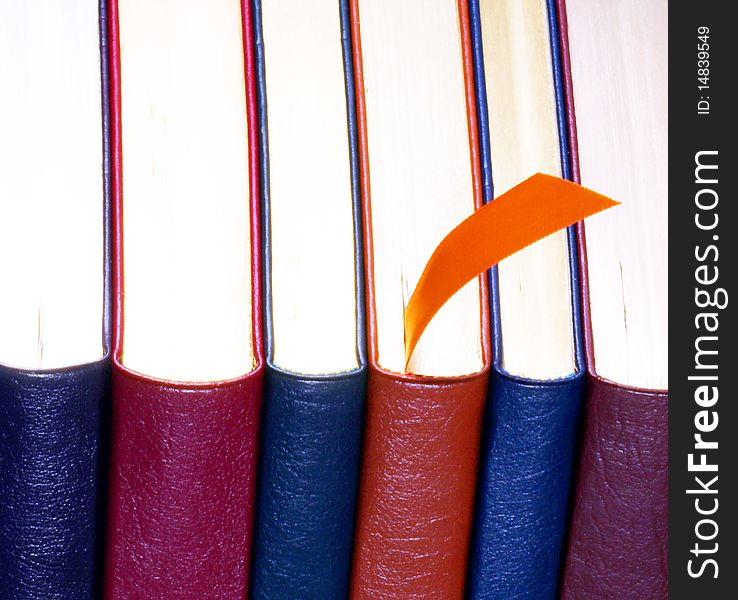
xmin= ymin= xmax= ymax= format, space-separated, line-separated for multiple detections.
xmin=104 ymin=1 xmax=263 ymax=598
xmin=348 ymin=1 xmax=491 ymax=596
xmin=105 ymin=370 xmax=262 ymax=599
xmin=556 ymin=2 xmax=668 ymax=598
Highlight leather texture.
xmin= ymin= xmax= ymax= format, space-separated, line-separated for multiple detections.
xmin=250 ymin=369 xmax=365 ymax=600
xmin=105 ymin=1 xmax=264 ymax=597
xmin=0 ymin=361 xmax=109 ymax=600
xmin=467 ymin=371 xmax=583 ymax=600
xmin=104 ymin=367 xmax=263 ymax=600
xmin=561 ymin=379 xmax=668 ymax=599
xmin=350 ymin=370 xmax=487 ymax=599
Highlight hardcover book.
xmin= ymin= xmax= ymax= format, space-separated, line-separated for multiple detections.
xmin=103 ymin=1 xmax=264 ymax=598
xmin=0 ymin=1 xmax=110 ymax=596
xmin=466 ymin=1 xmax=586 ymax=598
xmin=248 ymin=1 xmax=366 ymax=598
xmin=348 ymin=1 xmax=491 ymax=597
xmin=556 ymin=1 xmax=669 ymax=598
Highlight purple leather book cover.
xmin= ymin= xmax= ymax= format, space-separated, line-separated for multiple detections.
xmin=555 ymin=2 xmax=668 ymax=598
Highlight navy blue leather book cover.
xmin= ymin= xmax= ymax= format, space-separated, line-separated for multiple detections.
xmin=249 ymin=1 xmax=367 ymax=598
xmin=0 ymin=2 xmax=111 ymax=597
xmin=0 ymin=362 xmax=110 ymax=599
xmin=466 ymin=1 xmax=585 ymax=598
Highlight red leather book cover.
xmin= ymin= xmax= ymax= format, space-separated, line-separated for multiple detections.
xmin=556 ymin=2 xmax=668 ymax=598
xmin=348 ymin=1 xmax=491 ymax=597
xmin=104 ymin=1 xmax=264 ymax=598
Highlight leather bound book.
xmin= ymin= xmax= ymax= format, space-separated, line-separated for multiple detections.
xmin=0 ymin=1 xmax=111 ymax=597
xmin=466 ymin=2 xmax=585 ymax=598
xmin=563 ymin=380 xmax=667 ymax=599
xmin=248 ymin=1 xmax=366 ymax=598
xmin=348 ymin=1 xmax=491 ymax=598
xmin=556 ymin=1 xmax=668 ymax=598
xmin=103 ymin=1 xmax=264 ymax=598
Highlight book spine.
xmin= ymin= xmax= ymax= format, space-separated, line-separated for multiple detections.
xmin=0 ymin=362 xmax=109 ymax=598
xmin=104 ymin=367 xmax=262 ymax=599
xmin=251 ymin=0 xmax=367 ymax=594
xmin=555 ymin=3 xmax=669 ymax=597
xmin=104 ymin=0 xmax=263 ymax=595
xmin=249 ymin=368 xmax=365 ymax=599
xmin=561 ymin=379 xmax=668 ymax=599
xmin=467 ymin=373 xmax=583 ymax=599
xmin=0 ymin=0 xmax=112 ymax=594
xmin=348 ymin=0 xmax=490 ymax=595
xmin=350 ymin=371 xmax=486 ymax=599
xmin=465 ymin=2 xmax=587 ymax=597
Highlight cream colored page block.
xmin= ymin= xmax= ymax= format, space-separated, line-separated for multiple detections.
xmin=119 ymin=0 xmax=252 ymax=382
xmin=567 ymin=0 xmax=668 ymax=389
xmin=0 ymin=1 xmax=104 ymax=370
xmin=264 ymin=0 xmax=358 ymax=375
xmin=481 ymin=0 xmax=575 ymax=379
xmin=359 ymin=0 xmax=483 ymax=376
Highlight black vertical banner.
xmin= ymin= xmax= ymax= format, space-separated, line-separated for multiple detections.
xmin=669 ymin=1 xmax=736 ymax=598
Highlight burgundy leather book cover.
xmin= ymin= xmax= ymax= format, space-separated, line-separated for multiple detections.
xmin=348 ymin=1 xmax=491 ymax=597
xmin=556 ymin=2 xmax=668 ymax=598
xmin=561 ymin=379 xmax=667 ymax=600
xmin=104 ymin=1 xmax=264 ymax=598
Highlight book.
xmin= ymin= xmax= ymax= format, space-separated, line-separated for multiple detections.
xmin=466 ymin=1 xmax=586 ymax=598
xmin=556 ymin=1 xmax=668 ymax=598
xmin=248 ymin=1 xmax=366 ymax=598
xmin=103 ymin=1 xmax=264 ymax=598
xmin=0 ymin=1 xmax=110 ymax=596
xmin=348 ymin=1 xmax=491 ymax=597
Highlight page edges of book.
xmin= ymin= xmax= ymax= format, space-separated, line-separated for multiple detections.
xmin=480 ymin=0 xmax=576 ymax=381
xmin=261 ymin=0 xmax=360 ymax=377
xmin=356 ymin=0 xmax=485 ymax=378
xmin=116 ymin=0 xmax=255 ymax=383
xmin=0 ymin=1 xmax=105 ymax=371
xmin=565 ymin=0 xmax=668 ymax=390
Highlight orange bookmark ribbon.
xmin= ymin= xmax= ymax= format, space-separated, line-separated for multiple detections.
xmin=403 ymin=173 xmax=619 ymax=368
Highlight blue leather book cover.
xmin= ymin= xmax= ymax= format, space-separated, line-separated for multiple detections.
xmin=466 ymin=1 xmax=585 ymax=598
xmin=0 ymin=1 xmax=111 ymax=597
xmin=249 ymin=1 xmax=367 ymax=598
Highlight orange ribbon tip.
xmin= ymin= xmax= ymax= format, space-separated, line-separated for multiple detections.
xmin=403 ymin=173 xmax=619 ymax=369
